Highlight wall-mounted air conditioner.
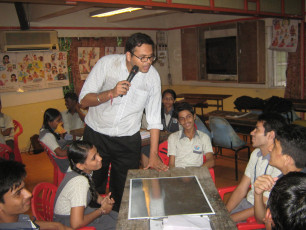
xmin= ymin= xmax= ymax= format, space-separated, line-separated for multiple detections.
xmin=0 ymin=30 xmax=58 ymax=52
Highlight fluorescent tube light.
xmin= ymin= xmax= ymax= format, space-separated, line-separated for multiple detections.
xmin=90 ymin=7 xmax=142 ymax=18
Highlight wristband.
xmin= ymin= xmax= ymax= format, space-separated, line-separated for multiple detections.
xmin=97 ymin=94 xmax=101 ymax=103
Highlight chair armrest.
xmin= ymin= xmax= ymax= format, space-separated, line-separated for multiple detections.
xmin=217 ymin=186 xmax=237 ymax=200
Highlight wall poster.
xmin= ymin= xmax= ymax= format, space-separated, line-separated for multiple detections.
xmin=78 ymin=47 xmax=100 ymax=80
xmin=270 ymin=19 xmax=299 ymax=52
xmin=0 ymin=51 xmax=69 ymax=93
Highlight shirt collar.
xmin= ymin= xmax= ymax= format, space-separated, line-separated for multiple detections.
xmin=180 ymin=129 xmax=199 ymax=139
xmin=257 ymin=150 xmax=271 ymax=160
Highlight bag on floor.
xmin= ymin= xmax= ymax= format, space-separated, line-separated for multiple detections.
xmin=29 ymin=134 xmax=44 ymax=154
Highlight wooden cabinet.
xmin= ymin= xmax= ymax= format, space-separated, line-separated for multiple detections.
xmin=181 ymin=20 xmax=266 ymax=84
xmin=237 ymin=20 xmax=265 ymax=83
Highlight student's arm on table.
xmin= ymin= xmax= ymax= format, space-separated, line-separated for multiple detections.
xmin=254 ymin=175 xmax=277 ymax=223
xmin=36 ymin=221 xmax=72 ymax=230
xmin=202 ymin=152 xmax=215 ymax=168
xmin=226 ymin=175 xmax=251 ymax=212
xmin=231 ymin=207 xmax=255 ymax=223
xmin=80 ymin=81 xmax=130 ymax=108
xmin=169 ymin=155 xmax=175 ymax=168
xmin=145 ymin=129 xmax=168 ymax=171
xmin=54 ymin=147 xmax=67 ymax=157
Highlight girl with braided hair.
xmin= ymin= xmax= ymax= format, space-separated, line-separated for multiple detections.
xmin=53 ymin=140 xmax=117 ymax=229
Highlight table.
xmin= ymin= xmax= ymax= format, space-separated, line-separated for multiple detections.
xmin=117 ymin=167 xmax=237 ymax=230
xmin=70 ymin=127 xmax=169 ymax=146
xmin=204 ymin=110 xmax=258 ymax=135
xmin=288 ymin=98 xmax=306 ymax=112
xmin=177 ymin=93 xmax=232 ymax=111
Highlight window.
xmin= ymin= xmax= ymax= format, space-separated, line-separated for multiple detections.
xmin=273 ymin=51 xmax=287 ymax=87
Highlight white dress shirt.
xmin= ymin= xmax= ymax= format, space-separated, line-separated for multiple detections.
xmin=79 ymin=54 xmax=163 ymax=136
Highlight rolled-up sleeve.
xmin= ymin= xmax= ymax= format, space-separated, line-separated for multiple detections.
xmin=145 ymin=71 xmax=163 ymax=130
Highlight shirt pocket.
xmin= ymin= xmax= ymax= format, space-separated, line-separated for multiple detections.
xmin=192 ymin=144 xmax=203 ymax=154
xmin=130 ymin=88 xmax=148 ymax=112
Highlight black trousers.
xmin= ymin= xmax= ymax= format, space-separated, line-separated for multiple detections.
xmin=83 ymin=125 xmax=141 ymax=212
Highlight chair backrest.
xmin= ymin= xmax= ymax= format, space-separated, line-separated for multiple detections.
xmin=12 ymin=120 xmax=23 ymax=162
xmin=0 ymin=143 xmax=14 ymax=160
xmin=31 ymin=182 xmax=57 ymax=221
xmin=31 ymin=182 xmax=96 ymax=230
xmin=39 ymin=140 xmax=67 ymax=186
xmin=158 ymin=141 xmax=216 ymax=183
xmin=209 ymin=116 xmax=246 ymax=148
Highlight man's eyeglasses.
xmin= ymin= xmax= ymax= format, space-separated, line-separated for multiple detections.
xmin=131 ymin=52 xmax=156 ymax=63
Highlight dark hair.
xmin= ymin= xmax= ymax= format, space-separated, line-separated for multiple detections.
xmin=257 ymin=112 xmax=287 ymax=135
xmin=173 ymin=101 xmax=194 ymax=119
xmin=125 ymin=33 xmax=154 ymax=54
xmin=267 ymin=172 xmax=306 ymax=230
xmin=0 ymin=159 xmax=26 ymax=203
xmin=43 ymin=108 xmax=61 ymax=140
xmin=162 ymin=89 xmax=176 ymax=101
xmin=68 ymin=141 xmax=98 ymax=207
xmin=64 ymin=92 xmax=78 ymax=102
xmin=275 ymin=124 xmax=306 ymax=168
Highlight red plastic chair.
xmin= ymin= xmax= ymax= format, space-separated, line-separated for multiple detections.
xmin=13 ymin=120 xmax=23 ymax=162
xmin=158 ymin=141 xmax=216 ymax=183
xmin=31 ymin=182 xmax=96 ymax=230
xmin=0 ymin=143 xmax=14 ymax=160
xmin=218 ymin=185 xmax=266 ymax=230
xmin=39 ymin=141 xmax=67 ymax=186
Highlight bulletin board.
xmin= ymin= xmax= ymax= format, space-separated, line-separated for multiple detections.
xmin=0 ymin=51 xmax=69 ymax=93
xmin=68 ymin=37 xmax=128 ymax=95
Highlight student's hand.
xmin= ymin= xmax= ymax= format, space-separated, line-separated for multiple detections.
xmin=254 ymin=175 xmax=278 ymax=195
xmin=112 ymin=80 xmax=131 ymax=97
xmin=145 ymin=153 xmax=168 ymax=171
xmin=99 ymin=192 xmax=114 ymax=214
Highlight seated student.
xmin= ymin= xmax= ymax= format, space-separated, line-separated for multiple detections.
xmin=265 ymin=172 xmax=306 ymax=230
xmin=0 ymin=99 xmax=14 ymax=151
xmin=61 ymin=92 xmax=86 ymax=134
xmin=141 ymin=89 xmax=211 ymax=167
xmin=168 ymin=102 xmax=214 ymax=169
xmin=225 ymin=113 xmax=285 ymax=223
xmin=39 ymin=108 xmax=70 ymax=173
xmin=253 ymin=124 xmax=306 ymax=223
xmin=0 ymin=159 xmax=71 ymax=230
xmin=53 ymin=141 xmax=117 ymax=229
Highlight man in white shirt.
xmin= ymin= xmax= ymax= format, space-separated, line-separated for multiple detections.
xmin=61 ymin=92 xmax=86 ymax=134
xmin=225 ymin=113 xmax=285 ymax=222
xmin=79 ymin=33 xmax=167 ymax=211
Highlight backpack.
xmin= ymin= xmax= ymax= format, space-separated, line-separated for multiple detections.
xmin=29 ymin=134 xmax=44 ymax=154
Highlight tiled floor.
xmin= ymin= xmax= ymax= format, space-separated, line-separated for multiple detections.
xmin=22 ymin=143 xmax=252 ymax=215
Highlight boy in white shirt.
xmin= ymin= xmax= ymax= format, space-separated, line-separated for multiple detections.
xmin=168 ymin=102 xmax=214 ymax=169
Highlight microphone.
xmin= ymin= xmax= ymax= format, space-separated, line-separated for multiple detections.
xmin=126 ymin=65 xmax=139 ymax=82
xmin=120 ymin=65 xmax=139 ymax=97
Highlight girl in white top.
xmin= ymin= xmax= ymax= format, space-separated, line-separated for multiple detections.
xmin=39 ymin=108 xmax=70 ymax=173
xmin=53 ymin=141 xmax=117 ymax=229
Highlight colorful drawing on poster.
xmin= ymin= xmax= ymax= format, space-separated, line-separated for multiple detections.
xmin=78 ymin=47 xmax=100 ymax=80
xmin=270 ymin=19 xmax=298 ymax=52
xmin=0 ymin=51 xmax=69 ymax=93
